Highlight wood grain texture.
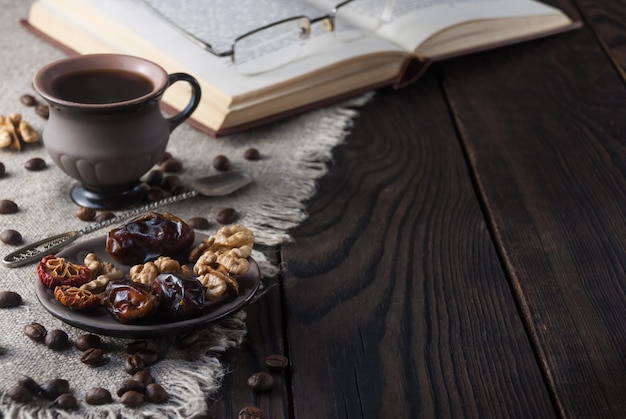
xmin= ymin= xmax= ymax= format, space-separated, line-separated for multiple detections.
xmin=281 ymin=72 xmax=556 ymax=418
xmin=443 ymin=12 xmax=626 ymax=419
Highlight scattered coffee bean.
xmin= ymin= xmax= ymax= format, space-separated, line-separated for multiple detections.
xmin=0 ymin=290 xmax=22 ymax=308
xmin=20 ymin=94 xmax=37 ymax=107
xmin=116 ymin=379 xmax=145 ymax=397
xmin=80 ymin=347 xmax=106 ymax=366
xmin=124 ymin=354 xmax=145 ymax=374
xmin=265 ymin=353 xmax=289 ymax=371
xmin=85 ymin=387 xmax=112 ymax=405
xmin=45 ymin=329 xmax=70 ymax=351
xmin=144 ymin=169 xmax=163 ymax=186
xmin=247 ymin=372 xmax=274 ymax=393
xmin=239 ymin=406 xmax=266 ymax=419
xmin=216 ymin=207 xmax=239 ymax=224
xmin=132 ymin=369 xmax=155 ymax=386
xmin=160 ymin=158 xmax=183 ymax=173
xmin=53 ymin=393 xmax=77 ymax=409
xmin=1 ymin=229 xmax=23 ymax=245
xmin=134 ymin=348 xmax=159 ymax=366
xmin=75 ymin=333 xmax=102 ymax=351
xmin=125 ymin=340 xmax=148 ymax=354
xmin=94 ymin=211 xmax=116 ymax=223
xmin=160 ymin=151 xmax=173 ymax=163
xmin=0 ymin=162 xmax=6 ymax=177
xmin=0 ymin=199 xmax=18 ymax=214
xmin=7 ymin=384 xmax=32 ymax=403
xmin=145 ymin=383 xmax=169 ymax=403
xmin=120 ymin=390 xmax=144 ymax=408
xmin=187 ymin=217 xmax=210 ymax=230
xmin=212 ymin=154 xmax=231 ymax=171
xmin=24 ymin=157 xmax=47 ymax=171
xmin=146 ymin=187 xmax=166 ymax=202
xmin=75 ymin=206 xmax=97 ymax=221
xmin=160 ymin=174 xmax=181 ymax=191
xmin=23 ymin=322 xmax=47 ymax=342
xmin=18 ymin=375 xmax=43 ymax=396
xmin=35 ymin=104 xmax=49 ymax=119
xmin=243 ymin=147 xmax=261 ymax=161
xmin=42 ymin=378 xmax=70 ymax=400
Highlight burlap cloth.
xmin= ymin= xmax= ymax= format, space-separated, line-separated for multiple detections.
xmin=0 ymin=1 xmax=370 ymax=417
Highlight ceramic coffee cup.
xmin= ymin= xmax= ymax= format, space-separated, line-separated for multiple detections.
xmin=33 ymin=53 xmax=201 ymax=210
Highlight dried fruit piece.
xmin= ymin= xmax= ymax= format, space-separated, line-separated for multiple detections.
xmin=104 ymin=280 xmax=159 ymax=323
xmin=37 ymin=255 xmax=91 ymax=289
xmin=54 ymin=285 xmax=101 ymax=311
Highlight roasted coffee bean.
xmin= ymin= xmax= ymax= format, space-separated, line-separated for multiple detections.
xmin=124 ymin=354 xmax=145 ymax=374
xmin=53 ymin=393 xmax=77 ymax=409
xmin=144 ymin=169 xmax=163 ymax=186
xmin=216 ymin=207 xmax=239 ymax=224
xmin=134 ymin=348 xmax=159 ymax=366
xmin=160 ymin=174 xmax=181 ymax=191
xmin=247 ymin=372 xmax=274 ymax=393
xmin=175 ymin=331 xmax=201 ymax=349
xmin=146 ymin=187 xmax=166 ymax=202
xmin=160 ymin=158 xmax=183 ymax=173
xmin=120 ymin=390 xmax=144 ymax=408
xmin=160 ymin=151 xmax=173 ymax=163
xmin=94 ymin=211 xmax=116 ymax=223
xmin=35 ymin=104 xmax=49 ymax=119
xmin=7 ymin=384 xmax=32 ymax=403
xmin=45 ymin=329 xmax=70 ymax=351
xmin=76 ymin=206 xmax=97 ymax=221
xmin=1 ymin=229 xmax=22 ymax=245
xmin=75 ymin=333 xmax=102 ymax=351
xmin=20 ymin=94 xmax=37 ymax=106
xmin=0 ymin=162 xmax=5 ymax=177
xmin=145 ymin=383 xmax=168 ymax=403
xmin=0 ymin=199 xmax=18 ymax=214
xmin=116 ymin=379 xmax=145 ymax=397
xmin=23 ymin=322 xmax=47 ymax=342
xmin=132 ymin=369 xmax=155 ymax=386
xmin=81 ymin=347 xmax=106 ymax=366
xmin=243 ymin=147 xmax=261 ymax=161
xmin=24 ymin=157 xmax=47 ymax=171
xmin=239 ymin=406 xmax=265 ymax=419
xmin=0 ymin=290 xmax=22 ymax=308
xmin=125 ymin=340 xmax=148 ymax=354
xmin=42 ymin=378 xmax=70 ymax=400
xmin=186 ymin=217 xmax=210 ymax=230
xmin=85 ymin=387 xmax=112 ymax=405
xmin=212 ymin=154 xmax=230 ymax=171
xmin=265 ymin=353 xmax=289 ymax=371
xmin=18 ymin=375 xmax=43 ymax=395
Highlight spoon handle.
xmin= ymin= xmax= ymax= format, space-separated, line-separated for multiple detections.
xmin=2 ymin=190 xmax=198 ymax=268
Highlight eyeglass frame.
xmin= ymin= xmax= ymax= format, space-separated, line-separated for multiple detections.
xmin=142 ymin=0 xmax=393 ymax=67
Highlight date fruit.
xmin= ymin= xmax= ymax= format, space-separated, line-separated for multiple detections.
xmin=104 ymin=280 xmax=159 ymax=323
xmin=105 ymin=212 xmax=194 ymax=265
xmin=152 ymin=273 xmax=205 ymax=320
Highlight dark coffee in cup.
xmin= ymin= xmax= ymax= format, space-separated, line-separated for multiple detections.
xmin=51 ymin=69 xmax=154 ymax=104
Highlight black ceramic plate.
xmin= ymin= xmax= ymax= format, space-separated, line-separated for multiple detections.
xmin=35 ymin=234 xmax=260 ymax=338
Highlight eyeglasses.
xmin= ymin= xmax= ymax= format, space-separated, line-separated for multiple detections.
xmin=142 ymin=0 xmax=394 ymax=75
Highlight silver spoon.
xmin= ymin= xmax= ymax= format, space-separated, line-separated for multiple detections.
xmin=2 ymin=171 xmax=252 ymax=268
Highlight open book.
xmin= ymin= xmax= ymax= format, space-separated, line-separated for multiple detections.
xmin=25 ymin=0 xmax=580 ymax=137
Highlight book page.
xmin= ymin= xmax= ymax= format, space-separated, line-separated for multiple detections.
xmin=308 ymin=0 xmax=567 ymax=52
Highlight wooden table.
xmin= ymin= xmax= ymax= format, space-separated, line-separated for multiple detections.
xmin=214 ymin=0 xmax=626 ymax=417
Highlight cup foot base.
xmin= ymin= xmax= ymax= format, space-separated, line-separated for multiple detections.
xmin=71 ymin=182 xmax=149 ymax=210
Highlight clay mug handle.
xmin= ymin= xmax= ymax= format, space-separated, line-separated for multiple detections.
xmin=165 ymin=73 xmax=202 ymax=132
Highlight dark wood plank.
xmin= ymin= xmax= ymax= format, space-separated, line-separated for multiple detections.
xmin=574 ymin=0 xmax=626 ymax=79
xmin=281 ymin=71 xmax=556 ymax=418
xmin=443 ymin=7 xmax=626 ymax=417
